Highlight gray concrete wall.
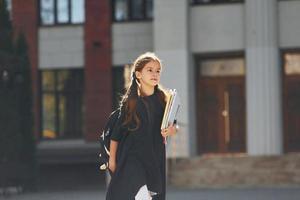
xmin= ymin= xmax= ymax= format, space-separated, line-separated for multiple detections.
xmin=189 ymin=1 xmax=300 ymax=52
xmin=154 ymin=0 xmax=191 ymax=158
xmin=190 ymin=4 xmax=244 ymax=53
xmin=279 ymin=1 xmax=300 ymax=48
xmin=112 ymin=22 xmax=153 ymax=66
xmin=39 ymin=26 xmax=84 ymax=69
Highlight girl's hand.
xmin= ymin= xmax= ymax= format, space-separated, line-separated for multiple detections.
xmin=109 ymin=158 xmax=116 ymax=173
xmin=161 ymin=124 xmax=177 ymax=137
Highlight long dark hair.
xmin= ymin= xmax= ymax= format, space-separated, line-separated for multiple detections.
xmin=120 ymin=52 xmax=166 ymax=130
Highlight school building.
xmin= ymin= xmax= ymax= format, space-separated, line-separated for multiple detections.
xmin=7 ymin=0 xmax=300 ymax=187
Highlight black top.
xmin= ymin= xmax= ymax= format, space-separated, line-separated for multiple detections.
xmin=106 ymin=91 xmax=166 ymax=200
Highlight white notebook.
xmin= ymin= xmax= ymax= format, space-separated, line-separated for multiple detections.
xmin=161 ymin=89 xmax=181 ymax=130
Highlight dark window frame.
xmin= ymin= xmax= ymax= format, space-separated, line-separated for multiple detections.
xmin=190 ymin=0 xmax=244 ymax=6
xmin=39 ymin=68 xmax=84 ymax=140
xmin=112 ymin=0 xmax=153 ymax=23
xmin=38 ymin=0 xmax=85 ymax=26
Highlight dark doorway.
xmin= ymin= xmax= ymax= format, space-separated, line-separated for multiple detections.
xmin=196 ymin=55 xmax=246 ymax=154
xmin=283 ymin=52 xmax=300 ymax=152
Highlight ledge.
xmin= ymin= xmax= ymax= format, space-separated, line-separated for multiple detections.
xmin=37 ymin=139 xmax=99 ymax=165
xmin=169 ymin=153 xmax=300 ymax=188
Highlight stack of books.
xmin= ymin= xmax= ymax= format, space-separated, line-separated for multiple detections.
xmin=161 ymin=89 xmax=181 ymax=130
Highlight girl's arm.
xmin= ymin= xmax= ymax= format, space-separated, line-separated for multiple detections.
xmin=109 ymin=140 xmax=118 ymax=173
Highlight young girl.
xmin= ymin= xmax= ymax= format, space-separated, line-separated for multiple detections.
xmin=106 ymin=52 xmax=177 ymax=200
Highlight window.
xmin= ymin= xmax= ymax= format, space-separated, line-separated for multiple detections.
xmin=131 ymin=0 xmax=144 ymax=20
xmin=40 ymin=69 xmax=84 ymax=139
xmin=57 ymin=0 xmax=69 ymax=23
xmin=113 ymin=0 xmax=153 ymax=22
xmin=145 ymin=0 xmax=153 ymax=19
xmin=284 ymin=53 xmax=300 ymax=75
xmin=190 ymin=0 xmax=244 ymax=5
xmin=40 ymin=0 xmax=55 ymax=25
xmin=112 ymin=67 xmax=125 ymax=110
xmin=5 ymin=0 xmax=12 ymax=18
xmin=40 ymin=0 xmax=85 ymax=26
xmin=200 ymin=57 xmax=245 ymax=77
xmin=71 ymin=0 xmax=85 ymax=23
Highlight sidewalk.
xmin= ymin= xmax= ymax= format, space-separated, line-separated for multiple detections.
xmin=2 ymin=186 xmax=300 ymax=200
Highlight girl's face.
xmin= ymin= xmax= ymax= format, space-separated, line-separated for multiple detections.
xmin=136 ymin=60 xmax=161 ymax=88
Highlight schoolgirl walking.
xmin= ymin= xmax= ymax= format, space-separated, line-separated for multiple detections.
xmin=105 ymin=52 xmax=177 ymax=200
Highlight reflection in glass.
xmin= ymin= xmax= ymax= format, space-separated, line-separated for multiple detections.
xmin=59 ymin=95 xmax=66 ymax=137
xmin=115 ymin=0 xmax=128 ymax=21
xmin=145 ymin=0 xmax=153 ymax=19
xmin=40 ymin=0 xmax=55 ymax=25
xmin=131 ymin=0 xmax=144 ymax=20
xmin=42 ymin=71 xmax=55 ymax=91
xmin=5 ymin=0 xmax=12 ymax=18
xmin=71 ymin=0 xmax=85 ymax=23
xmin=5 ymin=0 xmax=12 ymax=10
xmin=57 ymin=0 xmax=69 ymax=23
xmin=41 ymin=69 xmax=84 ymax=139
xmin=57 ymin=70 xmax=69 ymax=91
xmin=42 ymin=94 xmax=57 ymax=139
xmin=200 ymin=58 xmax=245 ymax=77
xmin=285 ymin=53 xmax=300 ymax=75
xmin=191 ymin=0 xmax=243 ymax=4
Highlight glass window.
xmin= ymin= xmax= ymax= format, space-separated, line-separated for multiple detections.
xmin=57 ymin=70 xmax=69 ymax=91
xmin=190 ymin=0 xmax=244 ymax=4
xmin=58 ymin=94 xmax=66 ymax=137
xmin=200 ymin=58 xmax=245 ymax=77
xmin=113 ymin=0 xmax=153 ymax=22
xmin=40 ymin=0 xmax=55 ymax=25
xmin=57 ymin=0 xmax=69 ymax=23
xmin=42 ymin=71 xmax=55 ymax=91
xmin=284 ymin=53 xmax=300 ymax=75
xmin=115 ymin=0 xmax=128 ymax=21
xmin=71 ymin=0 xmax=85 ymax=23
xmin=42 ymin=94 xmax=56 ymax=139
xmin=40 ymin=0 xmax=85 ymax=26
xmin=5 ymin=0 xmax=12 ymax=10
xmin=41 ymin=69 xmax=84 ymax=140
xmin=145 ymin=0 xmax=153 ymax=19
xmin=131 ymin=0 xmax=144 ymax=20
xmin=5 ymin=0 xmax=12 ymax=18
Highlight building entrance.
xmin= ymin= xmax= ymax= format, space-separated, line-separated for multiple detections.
xmin=283 ymin=52 xmax=300 ymax=152
xmin=196 ymin=56 xmax=246 ymax=154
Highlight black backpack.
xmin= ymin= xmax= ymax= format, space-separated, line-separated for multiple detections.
xmin=98 ymin=109 xmax=121 ymax=171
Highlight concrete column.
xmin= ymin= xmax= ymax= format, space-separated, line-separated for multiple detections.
xmin=245 ymin=0 xmax=283 ymax=155
xmin=154 ymin=0 xmax=195 ymax=157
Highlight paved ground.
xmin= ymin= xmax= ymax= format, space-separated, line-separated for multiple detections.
xmin=2 ymin=187 xmax=300 ymax=200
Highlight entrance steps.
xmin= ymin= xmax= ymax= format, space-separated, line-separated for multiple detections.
xmin=168 ymin=153 xmax=300 ymax=188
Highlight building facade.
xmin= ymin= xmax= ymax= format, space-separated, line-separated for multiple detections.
xmin=7 ymin=0 xmax=300 ymax=166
